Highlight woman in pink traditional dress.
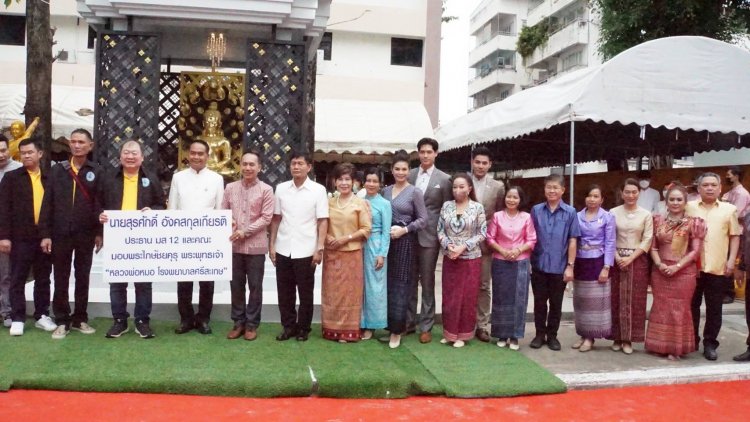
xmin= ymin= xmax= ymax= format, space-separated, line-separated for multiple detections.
xmin=646 ymin=183 xmax=705 ymax=360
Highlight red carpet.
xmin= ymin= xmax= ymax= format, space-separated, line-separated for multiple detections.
xmin=1 ymin=380 xmax=749 ymax=421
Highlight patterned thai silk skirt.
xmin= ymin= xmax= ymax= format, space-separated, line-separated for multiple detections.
xmin=491 ymin=258 xmax=531 ymax=339
xmin=573 ymin=256 xmax=612 ymax=339
xmin=322 ymin=249 xmax=364 ymax=342
xmin=610 ymin=251 xmax=649 ymax=342
xmin=442 ymin=256 xmax=481 ymax=342
xmin=645 ymin=259 xmax=697 ymax=356
xmin=386 ymin=234 xmax=413 ymax=334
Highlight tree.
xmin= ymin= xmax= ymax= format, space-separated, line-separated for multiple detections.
xmin=592 ymin=0 xmax=750 ymax=60
xmin=5 ymin=0 xmax=53 ymax=152
xmin=441 ymin=0 xmax=457 ymax=23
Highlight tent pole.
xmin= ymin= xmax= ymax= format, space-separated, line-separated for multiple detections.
xmin=569 ymin=120 xmax=575 ymax=204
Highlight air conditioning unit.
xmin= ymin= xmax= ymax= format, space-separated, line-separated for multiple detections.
xmin=55 ymin=49 xmax=76 ymax=64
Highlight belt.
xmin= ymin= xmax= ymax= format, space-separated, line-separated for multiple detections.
xmin=617 ymin=248 xmax=636 ymax=257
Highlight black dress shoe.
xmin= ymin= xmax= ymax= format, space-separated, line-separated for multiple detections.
xmin=195 ymin=321 xmax=212 ymax=335
xmin=276 ymin=329 xmax=297 ymax=341
xmin=174 ymin=322 xmax=194 ymax=334
xmin=704 ymin=347 xmax=718 ymax=361
xmin=475 ymin=329 xmax=490 ymax=343
xmin=547 ymin=335 xmax=562 ymax=351
xmin=529 ymin=334 xmax=546 ymax=349
xmin=296 ymin=332 xmax=309 ymax=342
xmin=733 ymin=348 xmax=750 ymax=362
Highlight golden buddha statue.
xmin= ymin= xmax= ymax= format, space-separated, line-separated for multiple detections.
xmin=196 ymin=102 xmax=234 ymax=176
xmin=8 ymin=117 xmax=40 ymax=161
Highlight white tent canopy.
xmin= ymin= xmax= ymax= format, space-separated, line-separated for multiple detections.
xmin=435 ymin=36 xmax=750 ymax=151
xmin=0 ymin=84 xmax=95 ymax=139
xmin=315 ymin=99 xmax=433 ymax=154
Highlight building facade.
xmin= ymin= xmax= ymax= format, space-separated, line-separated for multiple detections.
xmin=468 ymin=0 xmax=601 ymax=111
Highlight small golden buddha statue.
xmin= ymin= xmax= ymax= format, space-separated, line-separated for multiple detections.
xmin=9 ymin=117 xmax=40 ymax=161
xmin=196 ymin=102 xmax=234 ymax=176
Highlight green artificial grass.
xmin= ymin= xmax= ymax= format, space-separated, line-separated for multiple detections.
xmin=0 ymin=319 xmax=565 ymax=398
xmin=299 ymin=329 xmax=442 ymax=398
xmin=404 ymin=327 xmax=567 ymax=398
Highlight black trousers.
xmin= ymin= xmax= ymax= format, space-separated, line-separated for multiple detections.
xmin=275 ymin=253 xmax=315 ymax=334
xmin=10 ymin=239 xmax=52 ymax=322
xmin=231 ymin=253 xmax=265 ymax=329
xmin=177 ymin=281 xmax=214 ymax=324
xmin=51 ymin=232 xmax=95 ymax=327
xmin=530 ymin=270 xmax=566 ymax=337
xmin=692 ymin=272 xmax=727 ymax=349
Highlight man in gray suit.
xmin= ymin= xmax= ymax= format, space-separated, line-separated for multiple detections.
xmin=470 ymin=146 xmax=504 ymax=342
xmin=408 ymin=137 xmax=452 ymax=343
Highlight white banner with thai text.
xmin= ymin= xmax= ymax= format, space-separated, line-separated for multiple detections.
xmin=102 ymin=210 xmax=232 ymax=282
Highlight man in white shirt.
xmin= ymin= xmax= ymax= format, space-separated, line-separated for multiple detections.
xmin=269 ymin=151 xmax=328 ymax=342
xmin=168 ymin=140 xmax=225 ymax=335
xmin=635 ymin=170 xmax=660 ymax=213
xmin=0 ymin=135 xmax=22 ymax=327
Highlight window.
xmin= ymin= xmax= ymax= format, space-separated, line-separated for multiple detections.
xmin=319 ymin=32 xmax=332 ymax=60
xmin=0 ymin=14 xmax=26 ymax=46
xmin=562 ymin=51 xmax=583 ymax=71
xmin=391 ymin=37 xmax=423 ymax=67
xmin=87 ymin=26 xmax=97 ymax=50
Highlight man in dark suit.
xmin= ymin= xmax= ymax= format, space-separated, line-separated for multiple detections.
xmin=407 ymin=137 xmax=452 ymax=343
xmin=98 ymin=140 xmax=165 ymax=339
xmin=39 ymin=129 xmax=103 ymax=339
xmin=470 ymin=147 xmax=504 ymax=342
xmin=0 ymin=137 xmax=56 ymax=336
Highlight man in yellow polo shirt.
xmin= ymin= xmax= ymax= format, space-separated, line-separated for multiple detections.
xmin=686 ymin=172 xmax=741 ymax=361
xmin=0 ymin=138 xmax=56 ymax=336
xmin=98 ymin=140 xmax=165 ymax=339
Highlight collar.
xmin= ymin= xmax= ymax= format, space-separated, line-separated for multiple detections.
xmin=472 ymin=174 xmax=487 ymax=183
xmin=545 ymin=201 xmax=565 ymax=213
xmin=291 ymin=177 xmax=312 ymax=190
xmin=241 ymin=178 xmax=259 ymax=188
xmin=188 ymin=166 xmax=209 ymax=175
xmin=698 ymin=199 xmax=719 ymax=208
xmin=419 ymin=165 xmax=434 ymax=177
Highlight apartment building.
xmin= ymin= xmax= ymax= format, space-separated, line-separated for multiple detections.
xmin=467 ymin=0 xmax=528 ymax=111
xmin=468 ymin=0 xmax=601 ymax=111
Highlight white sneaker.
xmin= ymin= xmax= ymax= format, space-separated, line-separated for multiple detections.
xmin=497 ymin=339 xmax=508 ymax=348
xmin=34 ymin=315 xmax=58 ymax=332
xmin=51 ymin=325 xmax=70 ymax=339
xmin=9 ymin=321 xmax=24 ymax=336
xmin=509 ymin=340 xmax=520 ymax=351
xmin=72 ymin=322 xmax=96 ymax=334
xmin=453 ymin=340 xmax=465 ymax=348
xmin=3 ymin=317 xmax=11 ymax=328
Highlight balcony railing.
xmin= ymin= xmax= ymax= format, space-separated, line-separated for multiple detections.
xmin=469 ymin=63 xmax=517 ymax=83
xmin=475 ymin=30 xmax=516 ymax=47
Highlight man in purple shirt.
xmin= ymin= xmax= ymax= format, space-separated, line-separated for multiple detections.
xmin=529 ymin=174 xmax=580 ymax=351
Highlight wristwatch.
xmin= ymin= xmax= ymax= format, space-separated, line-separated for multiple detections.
xmin=566 ymin=262 xmax=574 ymax=267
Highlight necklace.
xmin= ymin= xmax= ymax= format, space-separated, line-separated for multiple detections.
xmin=336 ymin=195 xmax=353 ymax=208
xmin=666 ymin=213 xmax=684 ymax=223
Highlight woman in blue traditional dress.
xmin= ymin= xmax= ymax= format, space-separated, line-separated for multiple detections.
xmin=360 ymin=168 xmax=392 ymax=340
xmin=382 ymin=150 xmax=427 ymax=348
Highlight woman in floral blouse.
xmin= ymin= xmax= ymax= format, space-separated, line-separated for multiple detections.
xmin=437 ymin=173 xmax=487 ymax=348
